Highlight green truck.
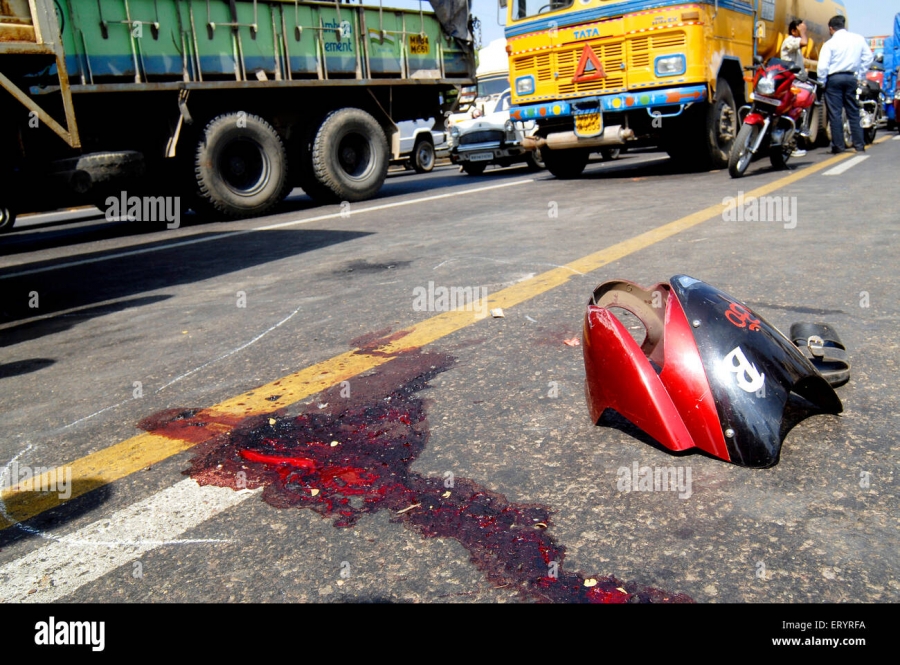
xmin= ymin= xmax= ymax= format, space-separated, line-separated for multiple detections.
xmin=0 ymin=0 xmax=475 ymax=230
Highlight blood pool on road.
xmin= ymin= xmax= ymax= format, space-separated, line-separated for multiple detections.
xmin=140 ymin=349 xmax=693 ymax=604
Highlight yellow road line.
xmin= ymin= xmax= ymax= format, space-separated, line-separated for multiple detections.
xmin=0 ymin=149 xmax=857 ymax=530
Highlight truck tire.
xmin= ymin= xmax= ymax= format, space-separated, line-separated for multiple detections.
xmin=543 ymin=147 xmax=589 ymax=179
xmin=705 ymin=79 xmax=738 ymax=169
xmin=312 ymin=108 xmax=389 ymax=201
xmin=413 ymin=136 xmax=435 ymax=173
xmin=667 ymin=79 xmax=736 ymax=169
xmin=194 ymin=112 xmax=288 ymax=218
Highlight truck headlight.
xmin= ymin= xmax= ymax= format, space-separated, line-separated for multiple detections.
xmin=654 ymin=54 xmax=686 ymax=77
xmin=757 ymin=76 xmax=776 ymax=95
xmin=515 ymin=75 xmax=535 ymax=95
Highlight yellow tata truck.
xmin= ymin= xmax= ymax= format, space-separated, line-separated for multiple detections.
xmin=501 ymin=0 xmax=847 ymax=177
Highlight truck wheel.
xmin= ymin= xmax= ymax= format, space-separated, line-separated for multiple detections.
xmin=461 ymin=162 xmax=487 ymax=175
xmin=0 ymin=205 xmax=15 ymax=233
xmin=194 ymin=112 xmax=288 ymax=218
xmin=705 ymin=79 xmax=738 ymax=169
xmin=312 ymin=108 xmax=389 ymax=201
xmin=413 ymin=137 xmax=435 ymax=173
xmin=543 ymin=147 xmax=589 ymax=179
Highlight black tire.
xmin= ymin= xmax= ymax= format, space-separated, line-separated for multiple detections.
xmin=312 ymin=108 xmax=389 ymax=202
xmin=413 ymin=137 xmax=435 ymax=173
xmin=542 ymin=147 xmax=589 ymax=179
xmin=705 ymin=79 xmax=738 ymax=169
xmin=525 ymin=147 xmax=545 ymax=171
xmin=461 ymin=161 xmax=487 ymax=176
xmin=599 ymin=147 xmax=621 ymax=161
xmin=798 ymin=105 xmax=820 ymax=149
xmin=194 ymin=112 xmax=288 ymax=218
xmin=825 ymin=108 xmax=853 ymax=148
xmin=769 ymin=139 xmax=792 ymax=170
xmin=813 ymin=102 xmax=830 ymax=147
xmin=0 ymin=205 xmax=15 ymax=233
xmin=864 ymin=124 xmax=877 ymax=144
xmin=728 ymin=123 xmax=760 ymax=178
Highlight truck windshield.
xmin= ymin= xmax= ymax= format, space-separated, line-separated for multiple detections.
xmin=512 ymin=0 xmax=575 ymax=21
xmin=478 ymin=76 xmax=510 ymax=96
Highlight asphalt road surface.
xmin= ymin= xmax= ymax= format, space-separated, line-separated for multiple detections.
xmin=1 ymin=138 xmax=897 ymax=620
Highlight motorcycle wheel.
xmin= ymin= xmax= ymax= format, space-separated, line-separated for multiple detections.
xmin=769 ymin=140 xmax=792 ymax=170
xmin=728 ymin=123 xmax=760 ymax=178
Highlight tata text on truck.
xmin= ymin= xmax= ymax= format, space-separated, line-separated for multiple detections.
xmin=0 ymin=0 xmax=475 ymax=231
xmin=500 ymin=0 xmax=845 ymax=178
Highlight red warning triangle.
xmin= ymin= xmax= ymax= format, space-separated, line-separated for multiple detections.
xmin=573 ymin=44 xmax=607 ymax=83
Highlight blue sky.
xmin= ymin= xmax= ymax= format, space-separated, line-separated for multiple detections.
xmin=406 ymin=0 xmax=900 ymax=44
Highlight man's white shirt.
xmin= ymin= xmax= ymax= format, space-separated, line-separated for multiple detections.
xmin=817 ymin=29 xmax=874 ymax=84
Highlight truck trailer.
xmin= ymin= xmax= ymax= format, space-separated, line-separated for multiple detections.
xmin=0 ymin=0 xmax=476 ymax=231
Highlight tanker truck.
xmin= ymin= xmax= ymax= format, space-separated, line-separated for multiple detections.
xmin=0 ymin=0 xmax=476 ymax=231
xmin=500 ymin=0 xmax=846 ymax=177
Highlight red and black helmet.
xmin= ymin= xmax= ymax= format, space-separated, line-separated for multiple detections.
xmin=582 ymin=275 xmax=842 ymax=468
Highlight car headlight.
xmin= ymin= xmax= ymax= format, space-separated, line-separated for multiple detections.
xmin=655 ymin=54 xmax=686 ymax=77
xmin=449 ymin=125 xmax=460 ymax=138
xmin=504 ymin=120 xmax=514 ymax=133
xmin=757 ymin=76 xmax=776 ymax=95
xmin=515 ymin=75 xmax=535 ymax=95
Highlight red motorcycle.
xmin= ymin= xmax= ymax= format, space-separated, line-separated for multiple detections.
xmin=729 ymin=58 xmax=820 ymax=178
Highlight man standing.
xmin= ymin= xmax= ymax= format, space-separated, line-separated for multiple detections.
xmin=818 ymin=15 xmax=874 ymax=153
xmin=781 ymin=20 xmax=810 ymax=156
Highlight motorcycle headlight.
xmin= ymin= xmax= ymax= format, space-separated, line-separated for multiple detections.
xmin=757 ymin=77 xmax=776 ymax=96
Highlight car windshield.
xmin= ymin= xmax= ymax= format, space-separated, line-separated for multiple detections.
xmin=512 ymin=0 xmax=575 ymax=21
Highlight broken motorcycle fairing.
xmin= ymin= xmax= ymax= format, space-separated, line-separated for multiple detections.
xmin=582 ymin=275 xmax=842 ymax=468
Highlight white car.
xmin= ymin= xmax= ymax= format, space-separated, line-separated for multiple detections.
xmin=393 ymin=119 xmax=449 ymax=173
xmin=448 ymin=89 xmax=544 ymax=175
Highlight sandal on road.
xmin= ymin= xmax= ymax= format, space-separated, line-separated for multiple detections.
xmin=790 ymin=322 xmax=850 ymax=388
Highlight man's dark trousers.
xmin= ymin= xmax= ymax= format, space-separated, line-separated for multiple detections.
xmin=825 ymin=72 xmax=864 ymax=151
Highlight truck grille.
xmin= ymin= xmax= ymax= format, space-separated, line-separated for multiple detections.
xmin=459 ymin=130 xmax=504 ymax=145
xmin=512 ymin=32 xmax=687 ymax=98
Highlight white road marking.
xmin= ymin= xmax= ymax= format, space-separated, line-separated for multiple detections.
xmin=0 ymin=479 xmax=258 ymax=603
xmin=823 ymin=155 xmax=869 ymax=176
xmin=0 ymin=179 xmax=534 ymax=280
xmin=156 ymin=303 xmax=303 ymax=391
